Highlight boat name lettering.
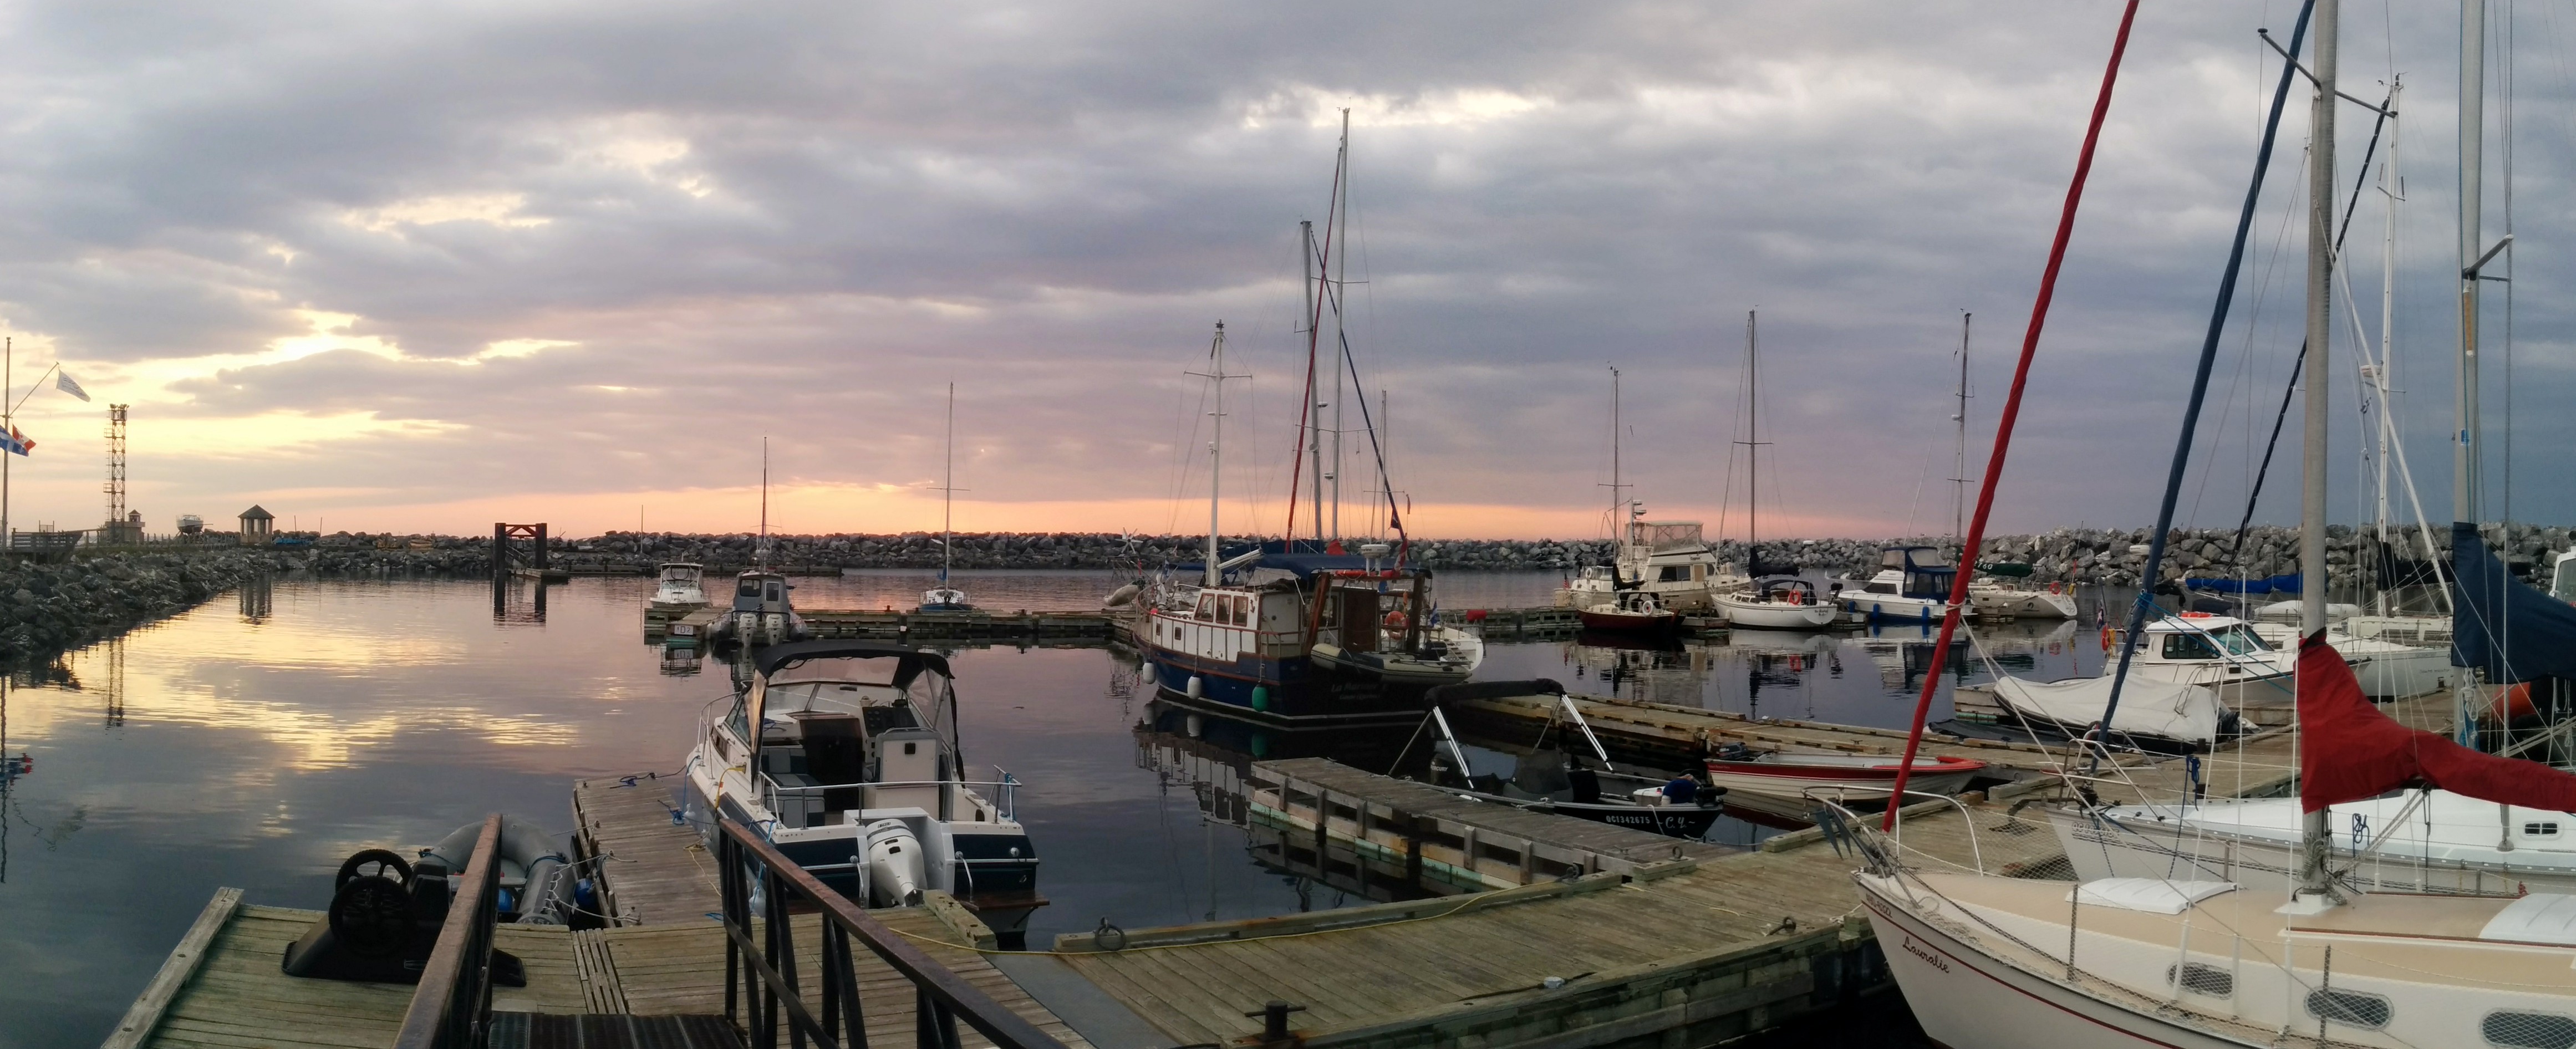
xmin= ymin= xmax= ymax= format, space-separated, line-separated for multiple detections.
xmin=1901 ymin=935 xmax=1951 ymax=974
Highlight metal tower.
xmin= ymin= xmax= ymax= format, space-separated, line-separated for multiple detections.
xmin=104 ymin=404 xmax=126 ymax=531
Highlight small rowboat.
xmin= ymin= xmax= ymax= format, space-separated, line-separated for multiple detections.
xmin=1701 ymin=749 xmax=1986 ymax=799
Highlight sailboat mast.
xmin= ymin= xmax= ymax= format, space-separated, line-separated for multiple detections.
xmin=757 ymin=437 xmax=770 ymax=569
xmin=941 ymin=383 xmax=955 ymax=586
xmin=1747 ymin=310 xmax=1759 ymax=554
xmin=1206 ymin=322 xmax=1229 ymax=587
xmin=1608 ymin=366 xmax=1622 ymax=531
xmin=1304 ymin=221 xmax=1325 ymax=546
xmin=1329 ymin=109 xmax=1350 ymax=544
xmin=2458 ymin=0 xmax=2486 ymax=533
xmin=2296 ymin=0 xmax=2340 ymax=900
xmin=2375 ymin=79 xmax=2402 ymax=615
xmin=1954 ymin=314 xmax=1972 ymax=550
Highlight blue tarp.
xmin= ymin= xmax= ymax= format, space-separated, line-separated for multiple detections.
xmin=2183 ymin=573 xmax=2302 ymax=594
xmin=1170 ymin=539 xmax=1400 ymax=582
xmin=2452 ymin=523 xmax=2576 ymax=683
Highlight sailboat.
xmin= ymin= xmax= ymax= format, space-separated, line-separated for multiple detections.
xmin=1954 ymin=316 xmax=2081 ymax=620
xmin=1713 ymin=311 xmax=1836 ymax=630
xmin=1858 ymin=5 xmax=2576 ymax=1047
xmin=918 ymin=384 xmax=971 ymax=613
xmin=708 ymin=438 xmax=806 ymax=649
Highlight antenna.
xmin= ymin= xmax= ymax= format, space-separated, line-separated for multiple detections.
xmin=105 ymin=404 xmax=128 ymax=541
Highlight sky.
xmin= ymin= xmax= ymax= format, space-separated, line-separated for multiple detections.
xmin=0 ymin=1 xmax=2564 ymax=541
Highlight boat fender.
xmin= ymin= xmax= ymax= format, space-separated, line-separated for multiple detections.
xmin=1186 ymin=675 xmax=1203 ymax=699
xmin=1249 ymin=685 xmax=1269 ymax=711
xmin=862 ymin=819 xmax=926 ymax=907
xmin=1139 ymin=662 xmax=1157 ymax=688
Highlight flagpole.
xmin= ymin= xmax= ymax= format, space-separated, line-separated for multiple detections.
xmin=4 ymin=337 xmax=13 ymax=549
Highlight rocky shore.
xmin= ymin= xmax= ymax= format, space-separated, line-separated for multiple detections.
xmin=13 ymin=521 xmax=2565 ymax=657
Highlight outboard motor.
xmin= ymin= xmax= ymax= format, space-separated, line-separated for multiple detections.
xmin=862 ymin=818 xmax=927 ymax=907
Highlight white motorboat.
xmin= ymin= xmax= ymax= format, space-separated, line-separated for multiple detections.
xmin=1956 ymin=673 xmax=2233 ymax=749
xmin=1967 ymin=582 xmax=2079 ymax=619
xmin=679 ymin=640 xmax=1042 ymax=946
xmin=1712 ymin=577 xmax=1838 ymax=630
xmin=2112 ymin=614 xmax=2301 ymax=724
xmin=1559 ymin=521 xmax=1748 ymax=613
xmin=1837 ymin=547 xmax=1966 ymax=624
xmin=647 ymin=562 xmax=709 ymax=613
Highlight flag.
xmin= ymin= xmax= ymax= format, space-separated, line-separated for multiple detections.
xmin=54 ymin=371 xmax=88 ymax=402
xmin=0 ymin=426 xmax=30 ymax=456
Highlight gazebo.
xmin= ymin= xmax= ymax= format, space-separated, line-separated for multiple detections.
xmin=238 ymin=505 xmax=274 ymax=546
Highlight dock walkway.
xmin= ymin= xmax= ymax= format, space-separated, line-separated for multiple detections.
xmin=573 ymin=773 xmax=719 ymax=925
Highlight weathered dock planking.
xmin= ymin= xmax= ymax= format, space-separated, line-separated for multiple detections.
xmin=646 ymin=607 xmax=1119 ymax=643
xmin=572 ymin=772 xmax=721 ymax=926
xmin=1248 ymin=757 xmax=1732 ymax=895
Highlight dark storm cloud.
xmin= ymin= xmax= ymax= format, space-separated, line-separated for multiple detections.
xmin=0 ymin=1 xmax=2565 ymax=533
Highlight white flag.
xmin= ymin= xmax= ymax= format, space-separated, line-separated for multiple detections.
xmin=54 ymin=371 xmax=88 ymax=402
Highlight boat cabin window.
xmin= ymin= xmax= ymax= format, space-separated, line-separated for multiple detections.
xmin=739 ymin=578 xmax=762 ymax=598
xmin=2555 ymin=557 xmax=2576 ymax=603
xmin=1865 ymin=582 xmax=1897 ymax=595
xmin=1194 ymin=593 xmax=1216 ymax=620
xmin=2165 ymin=962 xmax=2232 ymax=998
xmin=2485 ymin=1011 xmax=2576 ymax=1048
xmin=2524 ymin=822 xmax=2561 ymax=837
xmin=1658 ymin=566 xmax=1689 ymax=583
xmin=2161 ymin=633 xmax=2220 ymax=660
xmin=1234 ymin=594 xmax=1252 ymax=626
xmin=766 ymin=581 xmax=783 ymax=603
xmin=2162 ymin=624 xmax=2268 ymax=660
xmin=2304 ymin=989 xmax=2391 ymax=1030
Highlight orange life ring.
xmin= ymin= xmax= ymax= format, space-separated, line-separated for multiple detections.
xmin=1383 ymin=610 xmax=1409 ymax=631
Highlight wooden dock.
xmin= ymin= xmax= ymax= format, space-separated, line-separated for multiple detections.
xmin=644 ymin=607 xmax=1118 ymax=644
xmin=1248 ymin=758 xmax=1731 ymax=895
xmin=572 ymin=773 xmax=720 ymax=925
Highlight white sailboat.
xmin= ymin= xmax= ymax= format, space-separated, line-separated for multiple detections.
xmin=1860 ymin=7 xmax=2576 ymax=1047
xmin=919 ymin=384 xmax=971 ymax=612
xmin=1712 ymin=311 xmax=1836 ymax=630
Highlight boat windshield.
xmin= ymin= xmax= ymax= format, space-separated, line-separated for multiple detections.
xmin=2161 ymin=623 xmax=2270 ymax=660
xmin=2554 ymin=553 xmax=2576 ymax=604
xmin=661 ymin=565 xmax=699 ymax=583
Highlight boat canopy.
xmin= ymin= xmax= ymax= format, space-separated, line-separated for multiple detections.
xmin=2298 ymin=631 xmax=2576 ymax=813
xmin=1627 ymin=521 xmax=1707 ymax=554
xmin=756 ymin=639 xmax=953 ymax=684
xmin=2451 ymin=522 xmax=2576 ymax=684
xmin=1878 ymin=546 xmax=1957 ymax=598
xmin=1991 ymin=674 xmax=2223 ymax=745
xmin=2182 ymin=572 xmax=2302 ymax=594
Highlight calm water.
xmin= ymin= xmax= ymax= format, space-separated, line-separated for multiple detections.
xmin=0 ymin=570 xmax=2107 ymax=1047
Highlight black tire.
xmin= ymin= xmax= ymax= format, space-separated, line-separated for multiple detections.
xmin=328 ymin=875 xmax=416 ymax=957
xmin=335 ymin=848 xmax=414 ymax=892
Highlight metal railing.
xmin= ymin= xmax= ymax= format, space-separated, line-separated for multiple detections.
xmin=716 ymin=816 xmax=1068 ymax=1049
xmin=756 ymin=772 xmax=1022 ymax=825
xmin=393 ymin=815 xmax=502 ymax=1049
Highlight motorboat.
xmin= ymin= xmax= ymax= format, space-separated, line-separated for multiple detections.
xmin=1712 ymin=576 xmax=1838 ymax=630
xmin=1836 ymin=546 xmax=1967 ymax=624
xmin=679 ymin=640 xmax=1042 ymax=946
xmin=2112 ymin=613 xmax=2300 ymax=723
xmin=1700 ymin=743 xmax=1986 ymax=800
xmin=703 ymin=569 xmax=808 ymax=649
xmin=1420 ymin=684 xmax=1725 ymax=839
xmin=647 ymin=562 xmax=709 ymax=613
xmin=1559 ymin=520 xmax=1748 ymax=613
xmin=1573 ymin=589 xmax=1681 ymax=635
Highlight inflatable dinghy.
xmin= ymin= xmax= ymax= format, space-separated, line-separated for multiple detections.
xmin=281 ymin=815 xmax=574 ymax=985
xmin=421 ymin=816 xmax=578 ymax=925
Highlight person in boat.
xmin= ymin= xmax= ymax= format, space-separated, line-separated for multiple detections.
xmin=1662 ymin=773 xmax=1700 ymax=804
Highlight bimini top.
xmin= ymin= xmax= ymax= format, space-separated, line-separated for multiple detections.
xmin=756 ymin=639 xmax=953 ymax=683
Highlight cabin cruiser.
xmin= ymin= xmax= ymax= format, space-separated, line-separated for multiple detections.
xmin=680 ymin=640 xmax=1041 ymax=946
xmin=1139 ymin=541 xmax=1480 ymax=724
xmin=704 ymin=569 xmax=807 ymax=649
xmin=1557 ymin=521 xmax=1748 ymax=613
xmin=1836 ymin=546 xmax=1966 ymax=623
xmin=1574 ymin=588 xmax=1682 ymax=635
xmin=1966 ymin=579 xmax=2079 ymax=619
xmin=647 ymin=563 xmax=709 ymax=613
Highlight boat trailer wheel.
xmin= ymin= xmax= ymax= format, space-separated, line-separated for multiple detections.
xmin=328 ymin=875 xmax=418 ymax=957
xmin=335 ymin=848 xmax=414 ymax=892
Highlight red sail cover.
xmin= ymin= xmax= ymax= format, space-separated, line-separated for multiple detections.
xmin=2299 ymin=632 xmax=2576 ymax=813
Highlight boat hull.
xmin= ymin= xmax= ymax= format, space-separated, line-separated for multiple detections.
xmin=1854 ymin=876 xmax=2257 ymax=1049
xmin=1702 ymin=757 xmax=1981 ymax=800
xmin=1713 ymin=597 xmax=1838 ymax=630
xmin=1837 ymin=594 xmax=1954 ymax=624
xmin=2049 ymin=803 xmax=2576 ymax=897
xmin=1574 ymin=608 xmax=1682 ymax=634
xmin=1141 ymin=645 xmax=1427 ymax=724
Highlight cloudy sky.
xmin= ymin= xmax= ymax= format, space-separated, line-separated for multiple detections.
xmin=0 ymin=0 xmax=2561 ymax=540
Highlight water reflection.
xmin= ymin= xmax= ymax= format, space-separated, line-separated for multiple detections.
xmin=238 ymin=574 xmax=271 ymax=622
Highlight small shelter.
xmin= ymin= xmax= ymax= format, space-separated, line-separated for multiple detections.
xmin=239 ymin=505 xmax=274 ymax=546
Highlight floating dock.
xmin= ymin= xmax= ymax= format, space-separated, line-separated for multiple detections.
xmin=118 ymin=686 xmax=2455 ymax=1048
xmin=645 ymin=607 xmax=1122 ymax=644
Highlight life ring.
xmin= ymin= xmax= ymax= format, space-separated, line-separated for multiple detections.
xmin=2049 ymin=581 xmax=2064 ymax=594
xmin=1383 ymin=610 xmax=1409 ymax=631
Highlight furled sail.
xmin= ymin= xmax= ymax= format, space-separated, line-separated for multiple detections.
xmin=2451 ymin=522 xmax=2576 ymax=684
xmin=2299 ymin=630 xmax=2576 ymax=813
